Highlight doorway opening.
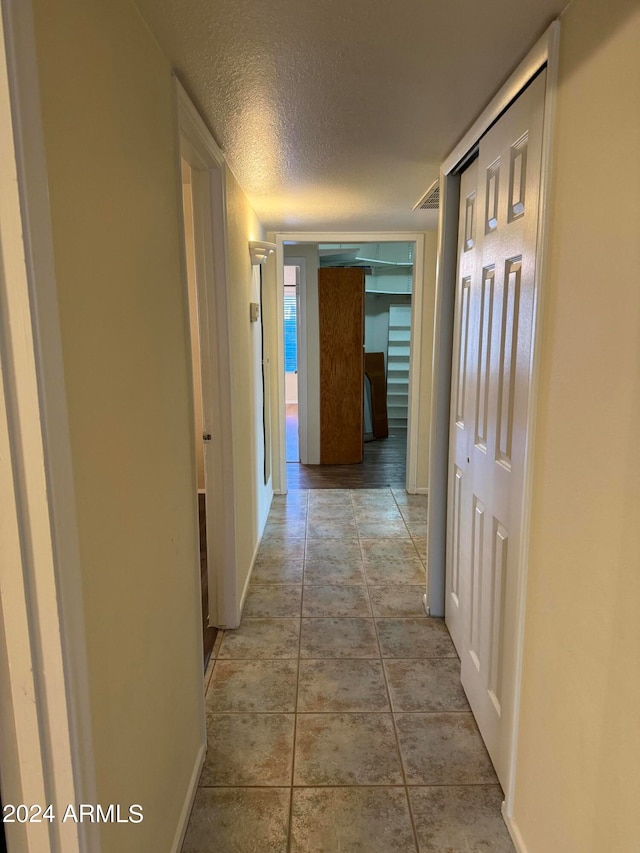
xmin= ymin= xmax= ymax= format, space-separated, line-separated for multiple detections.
xmin=284 ymin=263 xmax=300 ymax=463
xmin=277 ymin=236 xmax=424 ymax=492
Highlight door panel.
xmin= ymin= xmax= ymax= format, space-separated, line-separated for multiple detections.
xmin=318 ymin=267 xmax=364 ymax=464
xmin=446 ymin=160 xmax=479 ymax=652
xmin=446 ymin=70 xmax=546 ymax=788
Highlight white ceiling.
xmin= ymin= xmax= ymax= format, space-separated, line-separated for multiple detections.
xmin=135 ymin=0 xmax=567 ymax=232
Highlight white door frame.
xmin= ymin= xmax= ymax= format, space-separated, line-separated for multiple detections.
xmin=274 ymin=231 xmax=426 ymax=494
xmin=0 ymin=1 xmax=99 ymax=850
xmin=426 ymin=21 xmax=560 ymax=820
xmin=174 ymin=80 xmax=240 ymax=628
xmin=283 ymin=257 xmax=308 ymax=463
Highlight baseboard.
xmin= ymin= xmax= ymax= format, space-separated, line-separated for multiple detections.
xmin=238 ymin=523 xmax=265 ymax=619
xmin=502 ymin=805 xmax=529 ymax=853
xmin=171 ymin=740 xmax=205 ymax=853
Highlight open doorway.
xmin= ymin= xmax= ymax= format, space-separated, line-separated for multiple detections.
xmin=284 ymin=263 xmax=300 ymax=462
xmin=276 ymin=235 xmax=425 ymax=492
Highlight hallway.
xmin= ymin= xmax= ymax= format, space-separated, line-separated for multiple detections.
xmin=182 ymin=489 xmax=514 ymax=852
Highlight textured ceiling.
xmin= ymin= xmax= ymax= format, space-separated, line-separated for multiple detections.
xmin=135 ymin=0 xmax=567 ymax=231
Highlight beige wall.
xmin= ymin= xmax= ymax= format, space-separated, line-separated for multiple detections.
xmin=32 ymin=0 xmax=204 ymax=849
xmin=223 ymin=169 xmax=272 ymax=604
xmin=514 ymin=1 xmax=640 ymax=850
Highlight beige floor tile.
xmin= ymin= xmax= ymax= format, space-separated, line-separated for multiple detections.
xmin=297 ymin=660 xmax=389 ymax=712
xmin=413 ymin=538 xmax=427 ymax=562
xmin=188 ymin=489 xmax=509 ymax=851
xmin=290 ymin=788 xmax=416 ymax=853
xmin=202 ymin=713 xmax=294 ymax=786
xmin=306 ymin=518 xmax=358 ymax=539
xmin=243 ymin=585 xmax=302 ymax=617
xmin=262 ymin=520 xmax=307 ymax=540
xmin=354 ymin=505 xmax=404 ymax=521
xmin=375 ymin=618 xmax=457 ymax=658
xmin=258 ymin=538 xmax=305 ymax=562
xmin=305 ymin=539 xmax=361 ymax=563
xmin=308 ymin=489 xmax=352 ymax=506
xmin=395 ymin=713 xmax=498 ymax=785
xmin=360 ymin=539 xmax=421 ymax=563
xmin=302 ymin=584 xmax=371 ymax=617
xmin=306 ymin=504 xmax=355 ymax=521
xmin=356 ymin=519 xmax=411 ymax=539
xmin=364 ymin=558 xmax=425 ymax=585
xmin=369 ymin=585 xmax=427 ymax=617
xmin=391 ymin=490 xmax=427 ymax=508
xmin=183 ymin=788 xmax=290 ymax=853
xmin=218 ymin=618 xmax=300 ymax=659
xmin=300 ymin=617 xmax=379 ymax=658
xmin=268 ymin=505 xmax=308 ymax=523
xmin=384 ymin=659 xmax=469 ymax=712
xmin=303 ymin=559 xmax=366 ymax=585
xmin=409 ymin=786 xmax=515 ymax=852
xmin=252 ymin=559 xmax=304 ymax=584
xmin=351 ymin=497 xmax=397 ymax=512
xmin=294 ymin=713 xmax=403 ymax=785
xmin=207 ymin=660 xmax=297 ymax=712
xmin=398 ymin=504 xmax=428 ymax=523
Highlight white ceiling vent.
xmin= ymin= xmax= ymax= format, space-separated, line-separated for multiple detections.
xmin=414 ymin=178 xmax=440 ymax=211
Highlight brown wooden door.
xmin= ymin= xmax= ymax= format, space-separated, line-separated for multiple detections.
xmin=318 ymin=267 xmax=364 ymax=464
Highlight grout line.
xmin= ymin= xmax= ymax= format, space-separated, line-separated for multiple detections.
xmin=285 ymin=496 xmax=306 ymax=853
xmin=361 ymin=488 xmax=421 ymax=853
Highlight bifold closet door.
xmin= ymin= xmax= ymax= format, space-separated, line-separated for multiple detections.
xmin=446 ymin=70 xmax=546 ymax=787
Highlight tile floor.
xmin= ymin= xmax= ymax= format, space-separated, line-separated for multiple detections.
xmin=182 ymin=488 xmax=515 ymax=853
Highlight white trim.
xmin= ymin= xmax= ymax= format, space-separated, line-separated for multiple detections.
xmin=283 ymin=257 xmax=308 ymax=463
xmin=275 ymin=240 xmax=288 ymax=490
xmin=274 ymin=231 xmax=426 ymax=493
xmin=505 ymin=20 xmax=561 ymax=817
xmin=502 ymin=806 xmax=529 ymax=853
xmin=0 ymin=2 xmax=98 ymax=851
xmin=405 ymin=233 xmax=425 ymax=493
xmin=175 ymin=78 xmax=240 ymax=629
xmin=426 ymin=17 xmax=560 ymax=822
xmin=170 ymin=742 xmax=206 ymax=853
xmin=414 ymin=487 xmax=429 ymax=495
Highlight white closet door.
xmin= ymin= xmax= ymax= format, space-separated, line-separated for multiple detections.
xmin=446 ymin=157 xmax=479 ymax=655
xmin=446 ymin=70 xmax=546 ymax=788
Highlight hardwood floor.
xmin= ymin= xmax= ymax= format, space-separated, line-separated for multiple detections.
xmin=286 ymin=429 xmax=407 ymax=489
